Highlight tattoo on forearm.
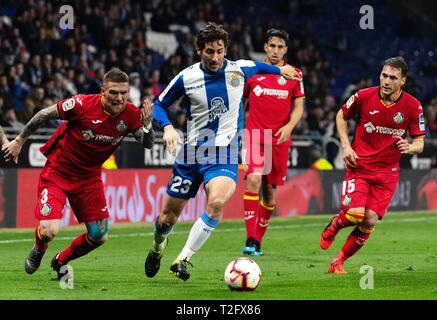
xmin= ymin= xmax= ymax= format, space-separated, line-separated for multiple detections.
xmin=0 ymin=127 xmax=7 ymax=145
xmin=19 ymin=105 xmax=58 ymax=140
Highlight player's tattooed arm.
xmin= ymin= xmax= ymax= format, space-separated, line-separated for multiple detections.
xmin=2 ymin=104 xmax=58 ymax=163
xmin=0 ymin=126 xmax=8 ymax=146
xmin=18 ymin=105 xmax=58 ymax=141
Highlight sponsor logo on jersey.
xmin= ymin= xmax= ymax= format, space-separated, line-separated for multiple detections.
xmin=186 ymin=84 xmax=204 ymax=91
xmin=346 ymin=93 xmax=357 ymax=109
xmin=116 ymin=120 xmax=127 ymax=132
xmin=419 ymin=113 xmax=425 ymax=131
xmin=209 ymin=97 xmax=228 ymax=122
xmin=277 ymin=76 xmax=287 ymax=86
xmin=230 ymin=73 xmax=241 ymax=87
xmin=62 ymin=98 xmax=75 ymax=111
xmin=40 ymin=203 xmax=51 ymax=216
xmin=393 ymin=112 xmax=404 ymax=124
xmin=364 ymin=121 xmax=405 ymax=137
xmin=82 ymin=129 xmax=123 ymax=145
xmin=252 ymin=85 xmax=289 ymax=99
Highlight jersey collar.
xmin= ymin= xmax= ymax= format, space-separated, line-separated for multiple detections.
xmin=378 ymin=87 xmax=403 ymax=107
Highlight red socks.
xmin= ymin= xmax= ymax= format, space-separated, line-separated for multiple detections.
xmin=337 ymin=226 xmax=371 ymax=261
xmin=243 ymin=192 xmax=259 ymax=240
xmin=255 ymin=200 xmax=274 ymax=243
xmin=57 ymin=233 xmax=102 ymax=265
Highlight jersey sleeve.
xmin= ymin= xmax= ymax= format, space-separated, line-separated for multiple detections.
xmin=56 ymin=95 xmax=85 ymax=120
xmin=237 ymin=60 xmax=280 ymax=79
xmin=408 ymin=103 xmax=426 ymax=137
xmin=152 ymin=73 xmax=185 ymax=128
xmin=341 ymin=90 xmax=363 ymax=119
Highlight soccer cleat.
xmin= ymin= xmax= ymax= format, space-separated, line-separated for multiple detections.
xmin=169 ymin=259 xmax=193 ymax=281
xmin=320 ymin=216 xmax=340 ymax=250
xmin=50 ymin=253 xmax=70 ymax=281
xmin=242 ymin=237 xmax=258 ymax=255
xmin=145 ymin=238 xmax=168 ymax=278
xmin=24 ymin=247 xmax=45 ymax=274
xmin=328 ymin=258 xmax=347 ymax=274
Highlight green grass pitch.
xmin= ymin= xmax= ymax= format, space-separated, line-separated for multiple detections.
xmin=1 ymin=211 xmax=436 ymax=300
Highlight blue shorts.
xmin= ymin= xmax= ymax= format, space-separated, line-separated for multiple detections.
xmin=166 ymin=162 xmax=238 ymax=199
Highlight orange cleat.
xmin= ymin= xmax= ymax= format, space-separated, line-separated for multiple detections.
xmin=328 ymin=258 xmax=347 ymax=274
xmin=320 ymin=216 xmax=340 ymax=250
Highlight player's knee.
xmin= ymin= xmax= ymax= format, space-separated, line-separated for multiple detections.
xmin=207 ymin=198 xmax=226 ymax=216
xmin=246 ymin=175 xmax=261 ymax=192
xmin=160 ymin=210 xmax=178 ymax=225
xmin=344 ymin=209 xmax=365 ymax=225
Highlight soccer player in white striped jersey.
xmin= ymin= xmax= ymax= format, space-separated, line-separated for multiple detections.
xmin=144 ymin=22 xmax=300 ymax=281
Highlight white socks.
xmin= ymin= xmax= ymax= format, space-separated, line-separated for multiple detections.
xmin=176 ymin=212 xmax=219 ymax=261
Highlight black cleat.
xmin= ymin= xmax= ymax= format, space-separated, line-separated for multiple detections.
xmin=169 ymin=259 xmax=193 ymax=281
xmin=145 ymin=238 xmax=168 ymax=278
xmin=24 ymin=247 xmax=45 ymax=274
xmin=243 ymin=237 xmax=262 ymax=256
xmin=50 ymin=253 xmax=69 ymax=281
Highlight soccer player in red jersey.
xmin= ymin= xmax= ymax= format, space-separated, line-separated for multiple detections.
xmin=320 ymin=57 xmax=426 ymax=274
xmin=242 ymin=29 xmax=305 ymax=255
xmin=2 ymin=68 xmax=155 ymax=281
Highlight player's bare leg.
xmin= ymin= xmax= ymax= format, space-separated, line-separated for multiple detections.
xmin=25 ymin=219 xmax=60 ymax=274
xmin=145 ymin=196 xmax=186 ymax=278
xmin=51 ymin=219 xmax=108 ymax=280
xmin=243 ymin=173 xmax=262 ymax=255
xmin=171 ymin=176 xmax=236 ymax=281
xmin=328 ymin=209 xmax=377 ymax=274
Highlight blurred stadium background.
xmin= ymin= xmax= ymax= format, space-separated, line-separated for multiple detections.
xmin=0 ymin=0 xmax=437 ymax=228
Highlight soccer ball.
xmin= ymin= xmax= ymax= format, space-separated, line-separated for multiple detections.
xmin=224 ymin=257 xmax=262 ymax=291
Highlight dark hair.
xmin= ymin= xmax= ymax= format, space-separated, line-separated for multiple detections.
xmin=103 ymin=68 xmax=129 ymax=84
xmin=383 ymin=56 xmax=408 ymax=77
xmin=265 ymin=28 xmax=289 ymax=46
xmin=196 ymin=22 xmax=229 ymax=51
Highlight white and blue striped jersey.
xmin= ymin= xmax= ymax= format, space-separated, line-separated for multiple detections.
xmin=153 ymin=59 xmax=280 ymax=146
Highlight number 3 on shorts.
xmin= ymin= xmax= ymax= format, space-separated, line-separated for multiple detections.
xmin=169 ymin=176 xmax=192 ymax=194
xmin=342 ymin=179 xmax=355 ymax=195
xmin=40 ymin=188 xmax=48 ymax=204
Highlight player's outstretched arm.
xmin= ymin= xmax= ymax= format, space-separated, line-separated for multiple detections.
xmin=133 ymin=99 xmax=155 ymax=149
xmin=2 ymin=104 xmax=58 ymax=163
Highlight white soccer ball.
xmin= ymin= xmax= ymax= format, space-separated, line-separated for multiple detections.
xmin=224 ymin=257 xmax=262 ymax=291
